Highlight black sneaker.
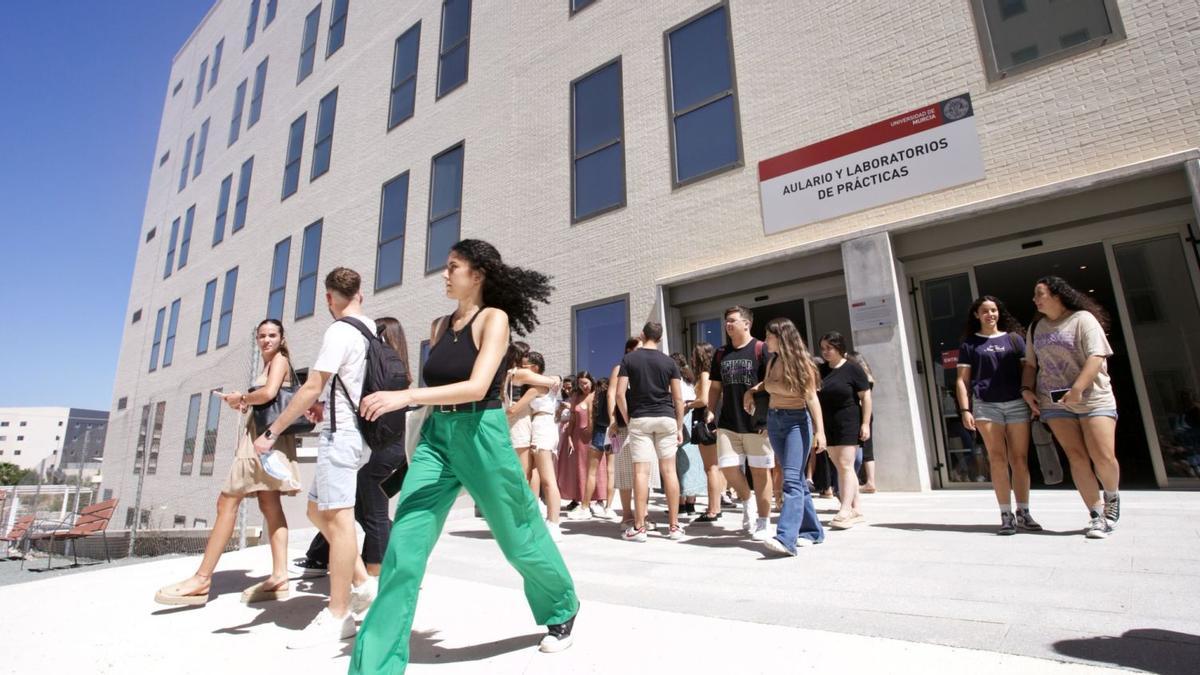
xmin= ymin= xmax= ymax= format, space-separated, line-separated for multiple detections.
xmin=1016 ymin=509 xmax=1043 ymax=531
xmin=694 ymin=512 xmax=720 ymax=523
xmin=289 ymin=557 xmax=328 ymax=578
xmin=539 ymin=611 xmax=577 ymax=653
xmin=1104 ymin=494 xmax=1121 ymax=525
xmin=998 ymin=512 xmax=1017 ymax=536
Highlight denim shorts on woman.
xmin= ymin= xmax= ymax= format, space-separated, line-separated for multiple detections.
xmin=972 ymin=398 xmax=1031 ymax=425
xmin=1039 ymin=407 xmax=1118 ymax=421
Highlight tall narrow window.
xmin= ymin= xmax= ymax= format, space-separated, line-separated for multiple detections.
xmin=162 ymin=299 xmax=181 ymax=368
xmin=426 ymin=144 xmax=463 ymax=272
xmin=213 ymin=175 xmax=233 ymax=245
xmin=229 ymin=79 xmax=248 ymax=146
xmin=193 ymin=119 xmax=210 ymax=178
xmin=327 ymin=0 xmax=349 ymax=57
xmin=264 ymin=0 xmax=278 ymax=27
xmin=665 ymin=3 xmax=742 ymax=186
xmin=245 ymin=0 xmax=261 ymax=50
xmin=233 ymin=157 xmax=254 ymax=232
xmin=311 ymin=88 xmax=338 ymax=180
xmin=570 ymin=0 xmax=597 ymax=13
xmin=149 ymin=308 xmax=166 ymax=372
xmin=389 ymin=23 xmax=420 ymax=129
xmin=267 ymin=237 xmax=291 ymax=320
xmin=181 ymin=392 xmax=201 ymax=475
xmin=249 ymin=57 xmax=269 ymax=128
xmin=572 ymin=296 xmax=628 ymax=376
xmin=199 ymin=391 xmax=222 ymax=475
xmin=297 ymin=5 xmax=322 ymax=83
xmin=178 ymin=134 xmax=194 ymax=192
xmin=436 ymin=0 xmax=471 ymax=98
xmin=376 ymin=172 xmax=409 ymax=290
xmin=194 ymin=57 xmax=209 ymax=106
xmin=571 ymin=59 xmax=625 ymax=221
xmin=197 ymin=278 xmax=218 ymax=354
xmin=178 ymin=205 xmax=195 ymax=270
xmin=146 ymin=401 xmax=166 ymax=475
xmin=133 ymin=404 xmax=150 ymax=473
xmin=210 ymin=39 xmax=224 ymax=89
xmin=296 ymin=220 xmax=323 ymax=318
xmin=282 ymin=113 xmax=307 ymax=199
xmin=164 ymin=218 xmax=180 ymax=278
xmin=216 ymin=267 xmax=239 ymax=348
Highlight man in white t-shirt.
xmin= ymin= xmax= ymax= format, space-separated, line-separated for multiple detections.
xmin=254 ymin=267 xmax=375 ymax=648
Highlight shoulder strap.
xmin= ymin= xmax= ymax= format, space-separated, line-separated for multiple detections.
xmin=755 ymin=340 xmax=765 ymax=360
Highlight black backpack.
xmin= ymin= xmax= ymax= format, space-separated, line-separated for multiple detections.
xmin=330 ymin=317 xmax=410 ymax=452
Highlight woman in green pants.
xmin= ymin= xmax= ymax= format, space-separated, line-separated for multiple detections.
xmin=354 ymin=239 xmax=579 ymax=673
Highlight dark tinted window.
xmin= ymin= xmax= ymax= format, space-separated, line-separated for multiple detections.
xmin=437 ymin=0 xmax=471 ymax=97
xmin=974 ymin=0 xmax=1122 ymax=79
xmin=245 ymin=0 xmax=261 ymax=49
xmin=229 ymin=80 xmax=248 ymax=146
xmin=233 ymin=157 xmax=254 ymax=232
xmin=572 ymin=60 xmax=624 ymax=221
xmin=216 ymin=267 xmax=239 ymax=348
xmin=389 ymin=23 xmax=420 ymax=129
xmin=182 ymin=393 xmax=201 ymax=475
xmin=376 ymin=172 xmax=409 ymax=290
xmin=427 ymin=144 xmax=463 ymax=272
xmin=210 ymin=39 xmax=224 ymax=89
xmin=162 ymin=299 xmax=181 ymax=367
xmin=194 ymin=57 xmax=208 ymax=106
xmin=249 ymin=58 xmax=269 ymax=127
xmin=178 ymin=134 xmax=194 ymax=192
xmin=327 ymin=0 xmax=349 ymax=56
xmin=296 ymin=220 xmax=323 ymax=318
xmin=193 ymin=118 xmax=209 ymax=178
xmin=573 ymin=297 xmax=628 ymax=376
xmin=298 ymin=4 xmax=321 ymax=83
xmin=311 ymin=88 xmax=338 ymax=180
xmin=213 ymin=174 xmax=233 ymax=245
xmin=267 ymin=237 xmax=291 ymax=321
xmin=282 ymin=113 xmax=307 ymax=199
xmin=149 ymin=307 xmax=165 ymax=372
xmin=178 ymin=205 xmax=195 ymax=270
xmin=164 ymin=218 xmax=180 ymax=278
xmin=197 ymin=278 xmax=217 ymax=354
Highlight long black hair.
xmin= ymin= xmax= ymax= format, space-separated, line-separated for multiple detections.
xmin=451 ymin=239 xmax=553 ymax=337
xmin=375 ymin=317 xmax=411 ymax=374
xmin=960 ymin=295 xmax=1024 ymax=341
xmin=1035 ymin=275 xmax=1111 ymax=331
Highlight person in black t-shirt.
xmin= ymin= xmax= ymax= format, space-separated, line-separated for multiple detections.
xmin=616 ymin=321 xmax=686 ymax=541
xmin=817 ymin=332 xmax=872 ymax=530
xmin=705 ymin=305 xmax=775 ymax=541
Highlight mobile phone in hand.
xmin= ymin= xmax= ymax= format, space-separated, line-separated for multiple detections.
xmin=1050 ymin=388 xmax=1070 ymax=403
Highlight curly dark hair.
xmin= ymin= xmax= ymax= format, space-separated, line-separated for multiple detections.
xmin=960 ymin=295 xmax=1024 ymax=341
xmin=1036 ymin=275 xmax=1111 ymax=331
xmin=451 ymin=239 xmax=554 ymax=337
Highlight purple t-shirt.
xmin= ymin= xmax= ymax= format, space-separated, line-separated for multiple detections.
xmin=957 ymin=332 xmax=1025 ymax=403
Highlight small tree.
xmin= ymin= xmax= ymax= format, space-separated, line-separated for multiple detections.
xmin=0 ymin=462 xmax=33 ymax=486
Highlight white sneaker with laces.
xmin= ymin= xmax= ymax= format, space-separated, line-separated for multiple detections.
xmin=667 ymin=524 xmax=685 ymax=540
xmin=751 ymin=517 xmax=772 ymax=541
xmin=350 ymin=576 xmax=378 ymax=618
xmin=287 ymin=608 xmax=356 ymax=650
xmin=589 ymin=503 xmax=606 ymax=518
xmin=546 ymin=520 xmax=563 ymax=543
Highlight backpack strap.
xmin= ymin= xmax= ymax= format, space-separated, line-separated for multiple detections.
xmin=329 ymin=317 xmax=374 ymax=432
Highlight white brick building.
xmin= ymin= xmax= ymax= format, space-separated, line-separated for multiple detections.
xmin=102 ymin=0 xmax=1200 ymax=529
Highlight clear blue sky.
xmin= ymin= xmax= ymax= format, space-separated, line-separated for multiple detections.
xmin=0 ymin=1 xmax=215 ymax=410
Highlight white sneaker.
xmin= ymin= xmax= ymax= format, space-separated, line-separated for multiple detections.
xmin=741 ymin=499 xmax=758 ymax=533
xmin=546 ymin=520 xmax=563 ymax=543
xmin=602 ymin=507 xmax=619 ymax=521
xmin=667 ymin=524 xmax=685 ymax=540
xmin=589 ymin=503 xmax=606 ymax=518
xmin=567 ymin=506 xmax=589 ymax=521
xmin=538 ymin=501 xmax=548 ymax=518
xmin=287 ymin=608 xmax=356 ymax=650
xmin=350 ymin=576 xmax=378 ymax=618
xmin=751 ymin=517 xmax=772 ymax=541
xmin=763 ymin=537 xmax=796 ymax=557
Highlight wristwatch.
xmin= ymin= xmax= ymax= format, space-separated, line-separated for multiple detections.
xmin=264 ymin=428 xmax=276 ymax=441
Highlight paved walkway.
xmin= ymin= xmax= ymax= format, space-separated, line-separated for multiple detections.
xmin=1 ymin=490 xmax=1196 ymax=674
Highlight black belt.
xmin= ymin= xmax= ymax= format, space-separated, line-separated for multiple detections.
xmin=432 ymin=400 xmax=503 ymax=414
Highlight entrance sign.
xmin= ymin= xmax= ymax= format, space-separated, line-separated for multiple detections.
xmin=849 ymin=295 xmax=896 ymax=331
xmin=758 ymin=94 xmax=985 ymax=235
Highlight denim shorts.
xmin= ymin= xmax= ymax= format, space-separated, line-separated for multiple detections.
xmin=591 ymin=429 xmax=612 ymax=452
xmin=972 ymin=398 xmax=1031 ymax=425
xmin=1039 ymin=407 xmax=1118 ymax=421
xmin=309 ymin=429 xmax=367 ymax=511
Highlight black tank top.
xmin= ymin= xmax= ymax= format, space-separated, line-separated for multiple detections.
xmin=422 ymin=309 xmax=505 ymax=401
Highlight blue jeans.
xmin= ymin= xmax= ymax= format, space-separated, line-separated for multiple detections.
xmin=768 ymin=408 xmax=824 ymax=551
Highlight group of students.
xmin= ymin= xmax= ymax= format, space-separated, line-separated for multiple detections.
xmin=147 ymin=235 xmax=1125 ymax=673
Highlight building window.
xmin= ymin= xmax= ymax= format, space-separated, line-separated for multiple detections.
xmin=145 ymin=227 xmax=156 ymax=243
xmin=197 ymin=278 xmax=218 ymax=354
xmin=572 ymin=295 xmax=628 ymax=376
xmin=200 ymin=391 xmax=222 ymax=475
xmin=245 ymin=0 xmax=261 ymax=50
xmin=297 ymin=4 xmax=322 ymax=84
xmin=173 ymin=515 xmax=187 ymax=528
xmin=181 ymin=392 xmax=201 ymax=475
xmin=570 ymin=0 xmax=596 ymax=14
xmin=233 ymin=157 xmax=254 ymax=232
xmin=178 ymin=134 xmax=194 ymax=192
xmin=210 ymin=39 xmax=224 ymax=89
xmin=193 ymin=119 xmax=209 ymax=178
xmin=971 ymin=0 xmax=1125 ymax=81
xmin=376 ymin=172 xmax=409 ymax=290
xmin=665 ymin=2 xmax=742 ymax=186
xmin=282 ymin=113 xmax=307 ymax=199
xmin=327 ymin=0 xmax=349 ymax=57
xmin=146 ymin=401 xmax=165 ymax=475
xmin=125 ymin=507 xmax=135 ymax=527
xmin=193 ymin=518 xmax=208 ymax=528
xmin=229 ymin=79 xmax=248 ymax=146
xmin=117 ymin=396 xmax=128 ymax=411
xmin=133 ymin=404 xmax=150 ymax=473
xmin=388 ymin=22 xmax=420 ymax=130
xmin=571 ymin=58 xmax=625 ymax=222
xmin=194 ymin=57 xmax=208 ymax=106
xmin=162 ymin=299 xmax=181 ymax=367
xmin=216 ymin=267 xmax=239 ymax=348
xmin=249 ymin=58 xmax=269 ymax=128
xmin=296 ymin=220 xmax=323 ymax=319
xmin=267 ymin=237 xmax=292 ymax=321
xmin=159 ymin=151 xmax=170 ymax=167
xmin=264 ymin=0 xmax=278 ymax=28
xmin=426 ymin=143 xmax=463 ymax=273
xmin=436 ymin=0 xmax=471 ymax=98
xmin=213 ymin=175 xmax=233 ymax=245
xmin=132 ymin=309 xmax=142 ymax=324
xmin=164 ymin=217 xmax=180 ymax=278
xmin=172 ymin=80 xmax=182 ymax=96
xmin=13 ymin=450 xmax=20 ymax=455
xmin=178 ymin=205 xmax=195 ymax=270
xmin=311 ymin=88 xmax=338 ymax=180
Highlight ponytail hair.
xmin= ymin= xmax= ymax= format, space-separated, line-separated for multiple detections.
xmin=256 ymin=319 xmax=291 ymax=361
xmin=451 ymin=239 xmax=554 ymax=337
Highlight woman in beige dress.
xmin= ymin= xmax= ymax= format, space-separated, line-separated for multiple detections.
xmin=155 ymin=319 xmax=305 ymax=606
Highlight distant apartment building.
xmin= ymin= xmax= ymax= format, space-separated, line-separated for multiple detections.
xmin=0 ymin=407 xmax=108 ymax=474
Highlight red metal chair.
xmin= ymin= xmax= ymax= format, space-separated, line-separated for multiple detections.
xmin=24 ymin=499 xmax=119 ymax=570
xmin=2 ymin=515 xmax=34 ymax=559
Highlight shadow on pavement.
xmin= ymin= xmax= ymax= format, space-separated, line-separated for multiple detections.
xmin=871 ymin=522 xmax=1079 ymax=536
xmin=409 ymin=629 xmax=543 ymax=664
xmin=1053 ymin=628 xmax=1200 ymax=675
xmin=212 ymin=594 xmax=327 ymax=635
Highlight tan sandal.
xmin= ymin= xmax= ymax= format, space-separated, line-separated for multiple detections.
xmin=155 ymin=580 xmax=210 ymax=606
xmin=241 ymin=579 xmax=290 ymax=604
